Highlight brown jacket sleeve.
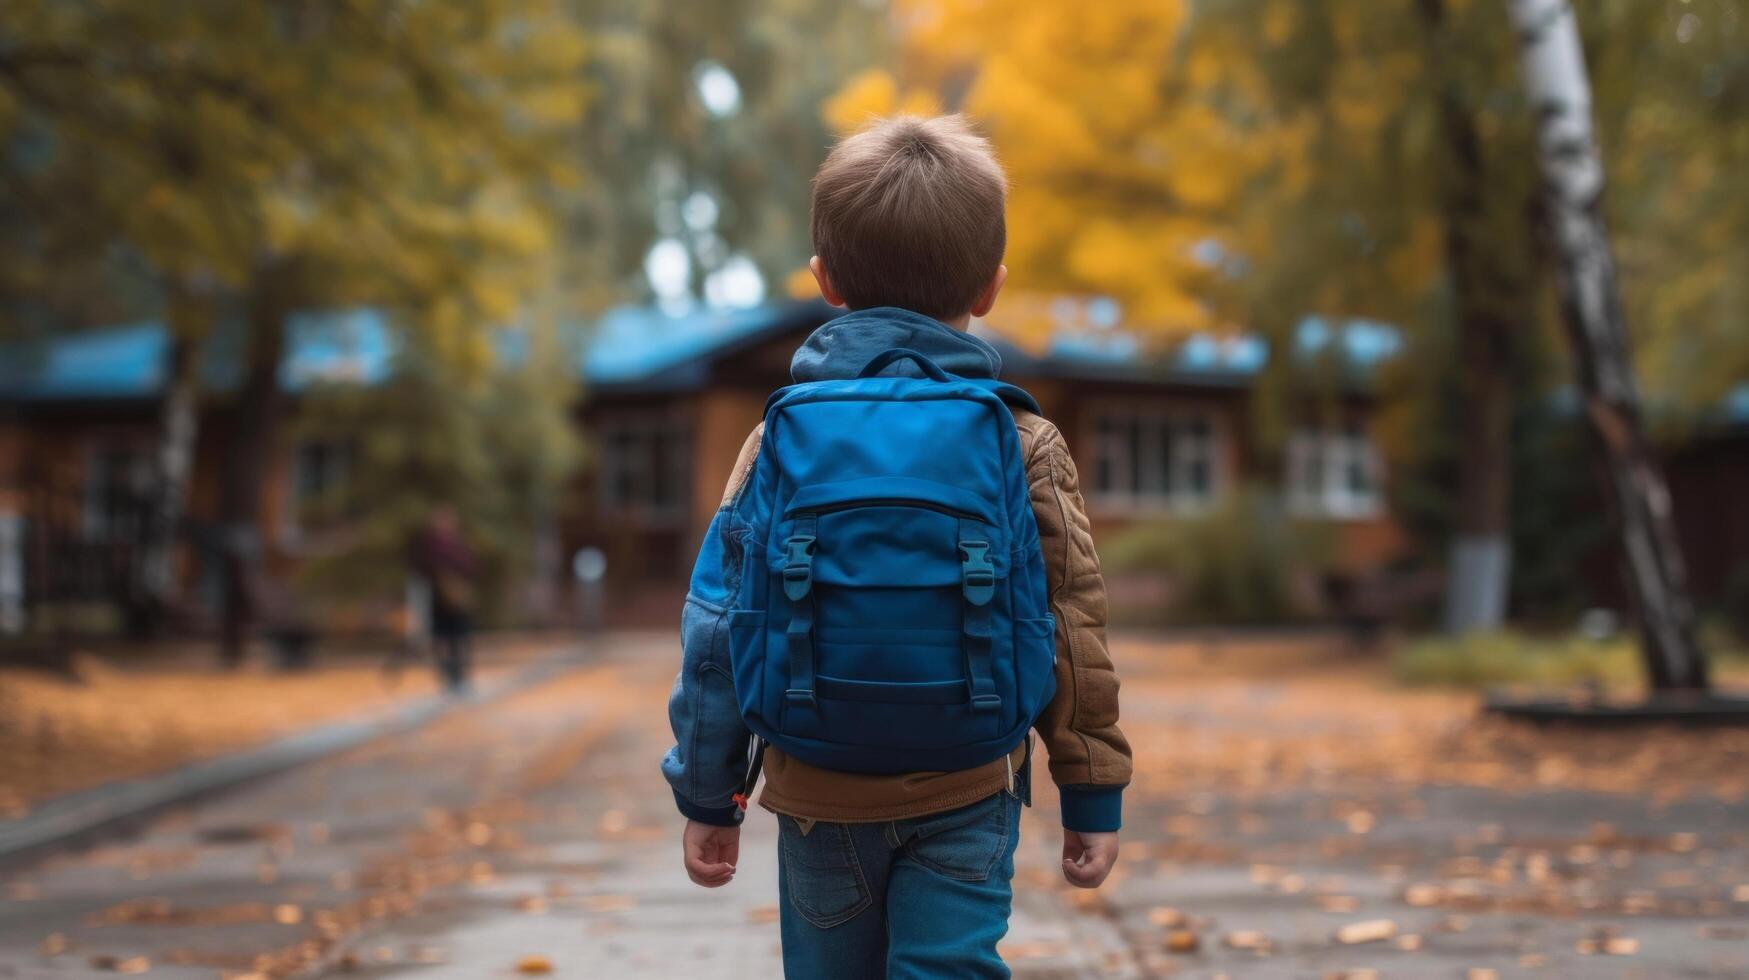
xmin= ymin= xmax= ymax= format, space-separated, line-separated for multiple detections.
xmin=1017 ymin=413 xmax=1132 ymax=825
xmin=722 ymin=424 xmax=763 ymax=506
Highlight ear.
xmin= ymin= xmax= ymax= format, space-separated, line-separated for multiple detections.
xmin=809 ymin=256 xmax=846 ymax=308
xmin=969 ymin=264 xmax=1008 ymax=318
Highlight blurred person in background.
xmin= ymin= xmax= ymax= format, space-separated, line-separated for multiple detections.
xmin=410 ymin=505 xmax=479 ymax=694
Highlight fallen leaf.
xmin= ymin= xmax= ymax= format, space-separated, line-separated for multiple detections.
xmin=1335 ymin=919 xmax=1397 ymax=945
xmin=1148 ymin=906 xmax=1186 ymax=927
xmin=1165 ymin=930 xmax=1200 ymax=953
xmin=273 ymin=904 xmax=302 ymax=925
xmin=89 ymin=955 xmax=150 ymax=974
xmin=1466 ymin=970 xmax=1498 ymax=980
xmin=1393 ymin=934 xmax=1423 ymax=951
xmin=1403 ymin=883 xmax=1444 ymax=907
xmin=516 ymin=954 xmax=554 ymax=974
xmin=41 ymin=933 xmax=68 ymax=955
xmin=1603 ymin=937 xmax=1639 ymax=956
xmin=515 ymin=896 xmax=549 ymax=914
xmin=1224 ymin=930 xmax=1271 ymax=951
xmin=748 ymin=905 xmax=780 ymax=924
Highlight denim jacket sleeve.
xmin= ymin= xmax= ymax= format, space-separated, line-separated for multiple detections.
xmin=661 ymin=425 xmax=763 ymax=826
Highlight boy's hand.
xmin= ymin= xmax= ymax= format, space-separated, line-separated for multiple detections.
xmin=682 ymin=820 xmax=741 ymax=887
xmin=1061 ymin=830 xmax=1119 ymax=888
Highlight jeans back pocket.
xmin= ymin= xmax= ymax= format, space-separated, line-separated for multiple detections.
xmin=778 ymin=817 xmax=872 ymax=929
xmin=901 ymin=791 xmax=1014 ymax=882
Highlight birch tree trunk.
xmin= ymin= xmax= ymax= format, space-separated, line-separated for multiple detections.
xmin=140 ymin=337 xmax=196 ymax=621
xmin=1505 ymin=0 xmax=1709 ymax=691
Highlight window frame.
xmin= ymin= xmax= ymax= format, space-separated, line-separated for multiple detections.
xmin=81 ymin=437 xmax=154 ymax=544
xmin=594 ymin=410 xmax=693 ymax=528
xmin=282 ymin=438 xmax=355 ymax=547
xmin=1083 ymin=403 xmax=1224 ymax=516
xmin=1285 ymin=423 xmax=1384 ymax=520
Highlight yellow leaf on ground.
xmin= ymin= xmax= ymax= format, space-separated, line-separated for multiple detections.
xmin=516 ymin=954 xmax=553 ymax=974
xmin=1224 ymin=930 xmax=1271 ymax=951
xmin=1336 ymin=919 xmax=1397 ymax=944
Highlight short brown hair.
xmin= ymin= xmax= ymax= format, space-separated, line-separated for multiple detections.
xmin=811 ymin=115 xmax=1007 ymax=320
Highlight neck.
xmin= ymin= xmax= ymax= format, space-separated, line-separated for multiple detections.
xmin=939 ymin=313 xmax=972 ymax=331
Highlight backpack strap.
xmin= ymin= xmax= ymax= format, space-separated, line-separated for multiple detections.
xmin=957 ymin=518 xmax=1002 ymax=712
xmin=857 ymin=347 xmax=952 ymax=381
xmin=965 ymin=377 xmax=1042 ymax=415
xmin=782 ymin=514 xmax=818 ymax=707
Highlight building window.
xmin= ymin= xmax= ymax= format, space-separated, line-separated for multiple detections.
xmin=597 ymin=415 xmax=691 ymax=525
xmin=83 ymin=442 xmax=153 ymax=543
xmin=1286 ymin=424 xmax=1383 ymax=519
xmin=284 ymin=439 xmax=353 ymax=544
xmin=1087 ymin=409 xmax=1219 ymax=512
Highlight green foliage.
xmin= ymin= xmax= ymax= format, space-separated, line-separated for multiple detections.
xmin=1393 ymin=630 xmax=1644 ymax=689
xmin=1 ymin=0 xmax=587 ymax=358
xmin=291 ymin=317 xmax=581 ymax=622
xmin=567 ymin=0 xmax=885 ymax=308
xmin=1394 ymin=628 xmax=1748 ymax=690
xmin=1104 ymin=488 xmax=1333 ymax=625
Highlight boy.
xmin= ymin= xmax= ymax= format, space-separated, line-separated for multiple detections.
xmin=662 ymin=115 xmax=1130 ymax=978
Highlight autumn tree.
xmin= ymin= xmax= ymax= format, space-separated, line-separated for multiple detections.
xmin=567 ymin=0 xmax=885 ymax=310
xmin=1 ymin=1 xmax=587 ymax=658
xmin=818 ymin=0 xmax=1236 ymax=333
xmin=292 ymin=315 xmax=581 ymax=624
xmin=836 ymin=0 xmax=1744 ymax=647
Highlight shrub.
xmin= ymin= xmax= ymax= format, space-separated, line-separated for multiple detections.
xmin=1392 ymin=630 xmax=1641 ymax=688
xmin=1103 ymin=488 xmax=1333 ymax=625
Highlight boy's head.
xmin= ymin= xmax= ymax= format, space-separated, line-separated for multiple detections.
xmin=809 ymin=115 xmax=1007 ymax=324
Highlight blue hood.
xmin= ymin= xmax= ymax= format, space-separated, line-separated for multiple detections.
xmin=790 ymin=307 xmax=1004 ymax=382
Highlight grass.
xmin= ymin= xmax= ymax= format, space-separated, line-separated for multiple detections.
xmin=1392 ymin=628 xmax=1749 ymax=690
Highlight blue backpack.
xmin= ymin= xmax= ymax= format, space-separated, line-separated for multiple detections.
xmin=729 ymin=347 xmax=1056 ymax=774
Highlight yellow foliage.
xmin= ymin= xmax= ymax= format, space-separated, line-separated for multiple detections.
xmin=824 ymin=70 xmax=902 ymax=134
xmin=836 ymin=0 xmax=1231 ymax=340
xmin=785 ymin=266 xmax=822 ymax=300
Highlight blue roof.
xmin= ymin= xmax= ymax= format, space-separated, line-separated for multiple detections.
xmin=1 ymin=309 xmax=397 ymax=402
xmin=580 ymin=301 xmax=833 ymax=388
xmin=2 ymin=299 xmax=1408 ymax=404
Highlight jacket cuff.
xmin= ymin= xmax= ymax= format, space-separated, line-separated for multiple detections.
xmin=1058 ymin=784 xmax=1124 ymax=832
xmin=673 ymin=789 xmax=743 ymax=827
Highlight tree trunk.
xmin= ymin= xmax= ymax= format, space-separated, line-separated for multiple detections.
xmin=139 ymin=332 xmax=199 ymax=626
xmin=1504 ymin=0 xmax=1708 ymax=690
xmin=216 ymin=262 xmax=296 ymax=666
xmin=1420 ymin=0 xmax=1515 ymax=635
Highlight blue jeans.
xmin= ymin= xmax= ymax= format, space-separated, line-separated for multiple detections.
xmin=776 ymin=783 xmax=1024 ymax=979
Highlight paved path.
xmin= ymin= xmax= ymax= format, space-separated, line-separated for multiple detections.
xmin=2 ymin=633 xmax=1745 ymax=978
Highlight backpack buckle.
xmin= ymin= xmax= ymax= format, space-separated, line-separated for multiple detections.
xmin=782 ymin=533 xmax=816 ymax=601
xmin=959 ymin=540 xmax=995 ymax=606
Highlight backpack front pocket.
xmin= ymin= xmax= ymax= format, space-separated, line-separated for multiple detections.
xmin=766 ymin=477 xmax=1018 ymax=767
